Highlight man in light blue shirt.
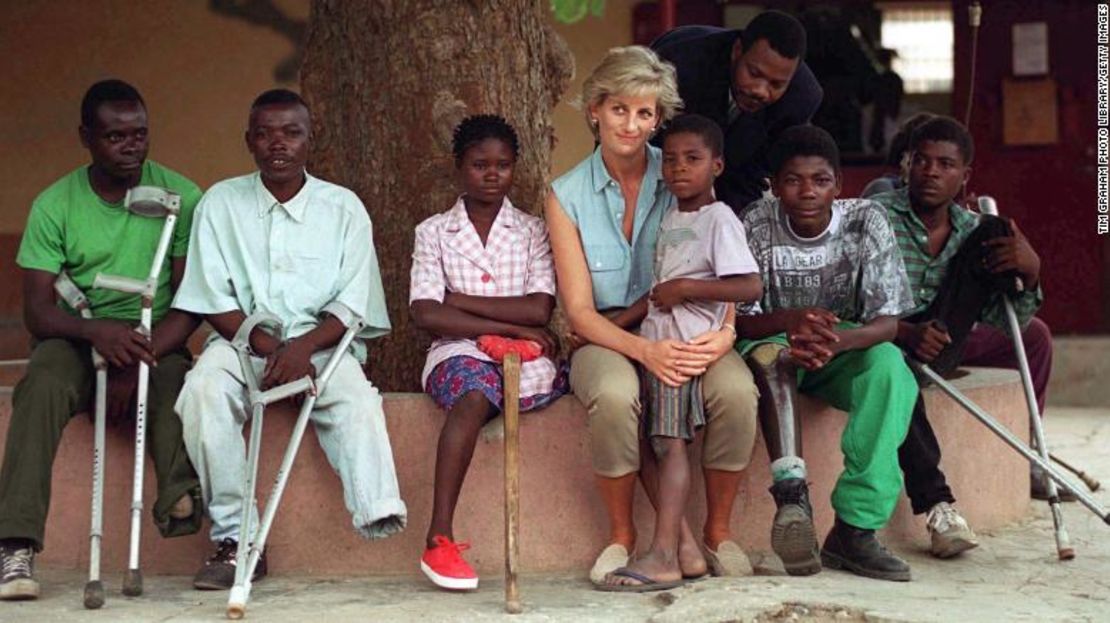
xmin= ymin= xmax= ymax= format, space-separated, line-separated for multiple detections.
xmin=173 ymin=89 xmax=405 ymax=590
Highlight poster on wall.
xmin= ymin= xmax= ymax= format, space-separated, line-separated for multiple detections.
xmin=1002 ymin=78 xmax=1058 ymax=145
xmin=1012 ymin=22 xmax=1049 ymax=76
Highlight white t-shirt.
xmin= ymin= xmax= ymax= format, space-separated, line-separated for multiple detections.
xmin=640 ymin=201 xmax=759 ymax=342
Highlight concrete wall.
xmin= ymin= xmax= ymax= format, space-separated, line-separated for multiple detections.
xmin=550 ymin=3 xmax=635 ymax=178
xmin=0 ymin=1 xmax=630 ymax=235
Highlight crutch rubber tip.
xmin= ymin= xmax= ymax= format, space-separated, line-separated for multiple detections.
xmin=227 ymin=603 xmax=246 ymax=619
xmin=1058 ymin=547 xmax=1076 ymax=561
xmin=122 ymin=569 xmax=143 ymax=596
xmin=506 ymin=600 xmax=523 ymax=614
xmin=83 ymin=581 xmax=105 ymax=609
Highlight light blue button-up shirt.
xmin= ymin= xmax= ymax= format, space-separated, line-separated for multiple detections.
xmin=551 ymin=145 xmax=671 ymax=310
xmin=174 ymin=172 xmax=391 ymax=352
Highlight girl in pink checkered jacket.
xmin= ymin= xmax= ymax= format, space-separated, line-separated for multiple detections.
xmin=408 ymin=115 xmax=567 ymax=591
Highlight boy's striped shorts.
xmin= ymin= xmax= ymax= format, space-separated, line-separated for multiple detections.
xmin=641 ymin=369 xmax=705 ymax=442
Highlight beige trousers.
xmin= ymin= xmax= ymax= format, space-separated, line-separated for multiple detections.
xmin=569 ymin=345 xmax=759 ymax=477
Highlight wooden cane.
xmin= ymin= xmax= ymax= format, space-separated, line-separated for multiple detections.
xmin=503 ymin=352 xmax=522 ymax=614
xmin=1050 ymin=453 xmax=1101 ymax=492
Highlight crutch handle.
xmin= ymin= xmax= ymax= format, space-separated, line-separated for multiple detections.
xmin=254 ymin=377 xmax=316 ymax=405
xmin=93 ymin=273 xmax=148 ymax=296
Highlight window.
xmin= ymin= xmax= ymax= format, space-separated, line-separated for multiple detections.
xmin=879 ymin=3 xmax=954 ymax=93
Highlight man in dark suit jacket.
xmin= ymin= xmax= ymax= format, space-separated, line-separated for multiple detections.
xmin=652 ymin=11 xmax=823 ymax=214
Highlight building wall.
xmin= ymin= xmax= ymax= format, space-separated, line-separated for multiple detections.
xmin=1 ymin=1 xmax=1102 ymax=333
xmin=0 ymin=1 xmax=630 ymax=235
xmin=0 ymin=0 xmax=309 ymax=234
xmin=950 ymin=0 xmax=1105 ymax=333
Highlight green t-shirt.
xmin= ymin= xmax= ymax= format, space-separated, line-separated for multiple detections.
xmin=16 ymin=160 xmax=202 ymax=323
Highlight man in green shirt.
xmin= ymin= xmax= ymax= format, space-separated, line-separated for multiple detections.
xmin=871 ymin=116 xmax=1055 ymax=561
xmin=0 ymin=80 xmax=203 ymax=601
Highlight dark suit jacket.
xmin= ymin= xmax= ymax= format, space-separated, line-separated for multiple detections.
xmin=652 ymin=26 xmax=823 ymax=214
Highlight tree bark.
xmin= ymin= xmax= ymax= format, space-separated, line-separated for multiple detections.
xmin=301 ymin=0 xmax=573 ymax=390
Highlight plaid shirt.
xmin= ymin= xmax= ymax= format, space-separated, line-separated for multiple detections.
xmin=410 ymin=196 xmax=558 ymax=398
xmin=873 ymin=188 xmax=1042 ymax=329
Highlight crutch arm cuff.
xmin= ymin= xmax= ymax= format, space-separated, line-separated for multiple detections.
xmin=320 ymin=301 xmax=363 ymax=331
xmin=233 ymin=312 xmax=285 ymax=353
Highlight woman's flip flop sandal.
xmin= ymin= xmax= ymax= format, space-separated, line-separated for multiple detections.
xmin=594 ymin=567 xmax=685 ymax=593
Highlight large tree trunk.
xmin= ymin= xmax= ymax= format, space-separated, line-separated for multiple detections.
xmin=300 ymin=0 xmax=574 ymax=390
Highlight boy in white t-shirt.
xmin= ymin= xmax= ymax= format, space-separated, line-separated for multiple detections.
xmin=600 ymin=114 xmax=762 ymax=591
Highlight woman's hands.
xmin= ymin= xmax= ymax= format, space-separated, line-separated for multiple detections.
xmin=638 ymin=336 xmax=720 ymax=387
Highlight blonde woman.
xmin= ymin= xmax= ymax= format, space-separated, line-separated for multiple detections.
xmin=545 ymin=46 xmax=760 ymax=590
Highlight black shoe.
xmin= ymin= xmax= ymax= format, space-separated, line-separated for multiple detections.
xmin=1031 ymin=471 xmax=1078 ymax=502
xmin=193 ymin=538 xmax=268 ymax=590
xmin=820 ymin=518 xmax=911 ymax=582
xmin=769 ymin=478 xmax=821 ymax=576
xmin=0 ymin=540 xmax=39 ymax=601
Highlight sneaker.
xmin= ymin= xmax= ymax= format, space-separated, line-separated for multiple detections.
xmin=820 ymin=518 xmax=911 ymax=582
xmin=421 ymin=535 xmax=478 ymax=590
xmin=925 ymin=502 xmax=979 ymax=558
xmin=0 ymin=541 xmax=39 ymax=601
xmin=193 ymin=538 xmax=268 ymax=590
xmin=768 ymin=478 xmax=821 ymax=576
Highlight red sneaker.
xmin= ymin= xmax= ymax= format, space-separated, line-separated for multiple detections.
xmin=421 ymin=536 xmax=479 ymax=590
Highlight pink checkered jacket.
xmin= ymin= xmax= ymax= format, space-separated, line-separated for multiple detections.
xmin=409 ymin=196 xmax=559 ymax=398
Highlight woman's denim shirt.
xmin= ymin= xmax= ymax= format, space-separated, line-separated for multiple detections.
xmin=551 ymin=145 xmax=671 ymax=310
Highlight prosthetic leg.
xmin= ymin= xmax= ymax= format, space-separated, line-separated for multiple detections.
xmin=746 ymin=343 xmax=820 ymax=576
xmin=53 ymin=273 xmax=108 ymax=609
xmin=749 ymin=344 xmax=802 ymax=460
xmin=90 ymin=186 xmax=181 ymax=597
xmin=226 ymin=309 xmax=365 ymax=619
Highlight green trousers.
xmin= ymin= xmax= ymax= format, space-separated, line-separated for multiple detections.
xmin=740 ymin=335 xmax=917 ymax=530
xmin=0 ymin=338 xmax=202 ymax=551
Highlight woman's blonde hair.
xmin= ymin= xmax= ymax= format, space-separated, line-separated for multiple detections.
xmin=577 ymin=45 xmax=683 ymax=139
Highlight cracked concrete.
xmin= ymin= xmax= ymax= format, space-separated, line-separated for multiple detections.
xmin=3 ymin=407 xmax=1109 ymax=622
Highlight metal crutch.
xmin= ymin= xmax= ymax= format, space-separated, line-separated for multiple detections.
xmin=978 ymin=195 xmax=1077 ymax=559
xmin=91 ymin=186 xmax=181 ymax=595
xmin=53 ymin=273 xmax=109 ymax=609
xmin=226 ymin=311 xmax=365 ymax=619
xmin=913 ymin=363 xmax=1110 ymax=529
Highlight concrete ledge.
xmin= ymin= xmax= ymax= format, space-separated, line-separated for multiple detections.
xmin=1047 ymin=336 xmax=1110 ymax=407
xmin=0 ymin=367 xmax=1029 ymax=576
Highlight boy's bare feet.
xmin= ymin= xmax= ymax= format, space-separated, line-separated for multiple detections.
xmin=678 ymin=523 xmax=708 ymax=578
